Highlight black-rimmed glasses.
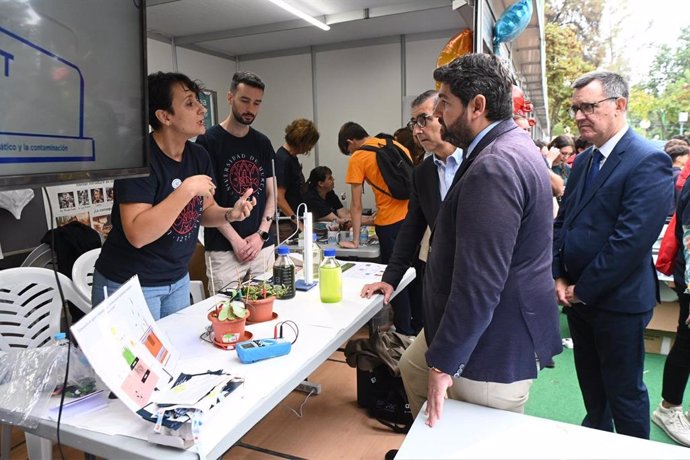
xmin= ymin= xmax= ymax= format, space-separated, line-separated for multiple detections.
xmin=407 ymin=114 xmax=434 ymax=130
xmin=568 ymin=97 xmax=619 ymax=118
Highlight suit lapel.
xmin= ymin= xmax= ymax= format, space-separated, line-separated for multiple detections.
xmin=431 ymin=119 xmax=517 ymax=239
xmin=428 ymin=158 xmax=441 ymax=203
xmin=420 ymin=158 xmax=441 ymax=218
xmin=447 ymin=119 xmax=517 ymax=193
xmin=566 ymin=130 xmax=632 ymax=223
xmin=570 ymin=147 xmax=594 ymax=209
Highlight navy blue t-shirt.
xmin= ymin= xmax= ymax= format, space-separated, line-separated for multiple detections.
xmin=302 ymin=187 xmax=343 ymax=220
xmin=196 ymin=125 xmax=275 ymax=252
xmin=275 ymin=146 xmax=306 ymax=214
xmin=96 ymin=135 xmax=212 ymax=285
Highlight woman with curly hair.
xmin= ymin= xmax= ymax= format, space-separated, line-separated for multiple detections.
xmin=275 ymin=118 xmax=320 ymax=240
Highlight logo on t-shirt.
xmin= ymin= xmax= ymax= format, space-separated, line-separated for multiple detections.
xmin=223 ymin=154 xmax=265 ymax=196
xmin=169 ymin=196 xmax=202 ymax=242
xmin=171 ymin=178 xmax=182 ymax=189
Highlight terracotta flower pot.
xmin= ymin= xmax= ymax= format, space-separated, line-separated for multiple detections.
xmin=208 ymin=309 xmax=249 ymax=344
xmin=245 ymin=296 xmax=276 ymax=322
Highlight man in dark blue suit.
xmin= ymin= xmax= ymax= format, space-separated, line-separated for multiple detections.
xmin=399 ymin=53 xmax=562 ymax=427
xmin=553 ymin=71 xmax=673 ymax=439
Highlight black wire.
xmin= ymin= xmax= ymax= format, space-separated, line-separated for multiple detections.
xmin=43 ymin=187 xmax=69 ymax=460
xmin=275 ymin=320 xmax=299 ymax=344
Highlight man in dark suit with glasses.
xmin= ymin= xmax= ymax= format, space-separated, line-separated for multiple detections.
xmin=553 ymin=71 xmax=673 ymax=439
xmin=361 ymin=89 xmax=462 ymax=335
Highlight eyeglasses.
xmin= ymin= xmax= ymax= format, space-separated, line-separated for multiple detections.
xmin=407 ymin=114 xmax=434 ymax=130
xmin=568 ymin=97 xmax=619 ymax=118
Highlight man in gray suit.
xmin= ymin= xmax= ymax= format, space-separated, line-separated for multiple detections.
xmin=399 ymin=53 xmax=562 ymax=427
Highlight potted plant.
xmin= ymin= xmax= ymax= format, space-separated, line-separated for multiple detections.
xmin=207 ymin=299 xmax=250 ymax=344
xmin=240 ymin=282 xmax=288 ymax=323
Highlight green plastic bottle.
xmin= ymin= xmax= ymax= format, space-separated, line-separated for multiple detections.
xmin=319 ymin=248 xmax=342 ymax=303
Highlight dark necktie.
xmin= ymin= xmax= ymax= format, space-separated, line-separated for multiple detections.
xmin=585 ymin=149 xmax=603 ymax=190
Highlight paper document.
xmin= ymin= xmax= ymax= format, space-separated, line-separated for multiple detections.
xmin=71 ymin=276 xmax=243 ymax=433
xmin=48 ymin=390 xmax=107 ymax=420
xmin=341 ymin=262 xmax=386 ymax=280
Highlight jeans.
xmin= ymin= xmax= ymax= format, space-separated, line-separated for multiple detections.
xmin=91 ymin=270 xmax=191 ymax=320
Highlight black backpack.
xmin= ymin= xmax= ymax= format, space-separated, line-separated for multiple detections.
xmin=344 ymin=330 xmax=414 ymax=433
xmin=359 ymin=138 xmax=414 ymax=200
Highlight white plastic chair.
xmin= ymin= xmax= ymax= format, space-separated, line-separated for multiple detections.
xmin=0 ymin=267 xmax=91 ymax=460
xmin=20 ymin=243 xmax=56 ymax=270
xmin=189 ymin=280 xmax=206 ymax=304
xmin=71 ymin=248 xmax=101 ymax=304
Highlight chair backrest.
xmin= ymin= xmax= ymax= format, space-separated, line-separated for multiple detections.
xmin=71 ymin=248 xmax=101 ymax=303
xmin=20 ymin=243 xmax=56 ymax=270
xmin=0 ymin=267 xmax=90 ymax=351
xmin=189 ymin=280 xmax=206 ymax=304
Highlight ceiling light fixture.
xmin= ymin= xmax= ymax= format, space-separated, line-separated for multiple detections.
xmin=265 ymin=0 xmax=330 ymax=31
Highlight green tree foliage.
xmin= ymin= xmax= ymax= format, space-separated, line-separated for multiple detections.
xmin=545 ymin=0 xmax=605 ymax=66
xmin=646 ymin=26 xmax=690 ymax=97
xmin=545 ymin=0 xmax=603 ymax=132
xmin=629 ymin=27 xmax=690 ymax=139
xmin=545 ymin=22 xmax=594 ymax=132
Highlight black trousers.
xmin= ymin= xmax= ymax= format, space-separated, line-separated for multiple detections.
xmin=376 ymin=221 xmax=415 ymax=335
xmin=662 ymin=289 xmax=690 ymax=405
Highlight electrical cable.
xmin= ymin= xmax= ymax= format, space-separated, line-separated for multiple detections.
xmin=42 ymin=187 xmax=70 ymax=460
xmin=274 ymin=320 xmax=299 ymax=344
xmin=266 ymin=203 xmax=309 ymax=246
xmin=284 ymin=388 xmax=315 ymax=418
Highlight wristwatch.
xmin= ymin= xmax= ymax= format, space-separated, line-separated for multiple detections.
xmin=256 ymin=230 xmax=270 ymax=241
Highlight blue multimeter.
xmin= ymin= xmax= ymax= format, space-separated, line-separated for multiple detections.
xmin=236 ymin=338 xmax=292 ymax=363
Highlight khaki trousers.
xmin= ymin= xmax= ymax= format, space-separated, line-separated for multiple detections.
xmin=206 ymin=245 xmax=275 ymax=294
xmin=399 ymin=330 xmax=533 ymax=417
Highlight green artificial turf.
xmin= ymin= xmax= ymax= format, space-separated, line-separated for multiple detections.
xmin=524 ymin=312 xmax=687 ymax=446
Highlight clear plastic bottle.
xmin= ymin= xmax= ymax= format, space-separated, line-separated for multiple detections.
xmin=53 ymin=332 xmax=68 ymax=345
xmin=312 ymin=233 xmax=322 ymax=281
xmin=273 ymin=245 xmax=295 ymax=299
xmin=319 ymin=248 xmax=342 ymax=303
xmin=359 ymin=225 xmax=368 ymax=245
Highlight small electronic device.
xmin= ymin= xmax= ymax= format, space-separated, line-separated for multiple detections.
xmin=236 ymin=338 xmax=292 ymax=364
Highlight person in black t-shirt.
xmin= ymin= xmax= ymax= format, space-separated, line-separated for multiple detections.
xmin=196 ymin=71 xmax=277 ymax=294
xmin=92 ymin=72 xmax=255 ymax=320
xmin=303 ymin=166 xmax=356 ymax=225
xmin=275 ymin=118 xmax=320 ymax=241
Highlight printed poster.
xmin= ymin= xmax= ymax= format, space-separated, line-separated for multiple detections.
xmin=43 ymin=180 xmax=114 ymax=241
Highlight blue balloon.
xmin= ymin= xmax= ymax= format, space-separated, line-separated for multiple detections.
xmin=493 ymin=0 xmax=533 ymax=48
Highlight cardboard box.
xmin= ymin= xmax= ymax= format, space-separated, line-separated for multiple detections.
xmin=647 ymin=301 xmax=680 ymax=333
xmin=644 ymin=330 xmax=675 ymax=355
xmin=645 ymin=301 xmax=680 ymax=355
